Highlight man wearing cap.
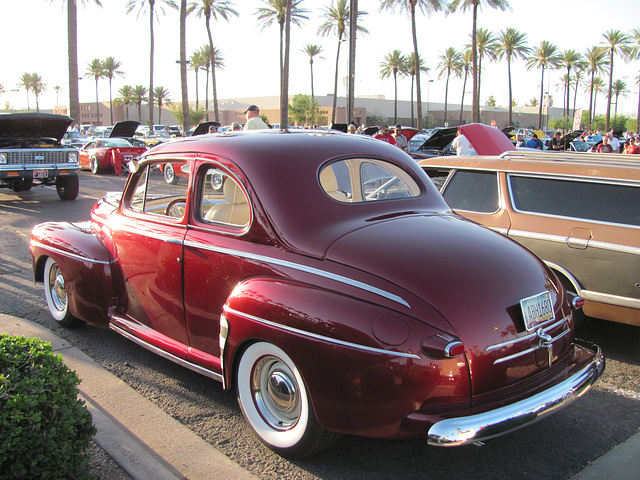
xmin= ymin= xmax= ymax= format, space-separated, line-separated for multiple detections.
xmin=393 ymin=125 xmax=408 ymax=152
xmin=243 ymin=105 xmax=269 ymax=130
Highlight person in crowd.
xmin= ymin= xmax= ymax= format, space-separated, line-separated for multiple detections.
xmin=452 ymin=130 xmax=472 ymax=155
xmin=243 ymin=105 xmax=269 ymax=130
xmin=393 ymin=125 xmax=408 ymax=151
xmin=515 ymin=133 xmax=526 ymax=147
xmin=526 ymin=133 xmax=544 ymax=150
xmin=624 ymin=136 xmax=640 ymax=154
xmin=550 ymin=131 xmax=563 ymax=151
xmin=607 ymin=131 xmax=621 ymax=153
xmin=231 ymin=122 xmax=242 ymax=131
xmin=348 ymin=123 xmax=358 ymax=134
xmin=595 ymin=135 xmax=614 ymax=153
xmin=374 ymin=125 xmax=396 ymax=145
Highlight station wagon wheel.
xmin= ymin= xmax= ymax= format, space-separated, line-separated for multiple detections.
xmin=43 ymin=257 xmax=84 ymax=328
xmin=164 ymin=164 xmax=179 ymax=185
xmin=89 ymin=155 xmax=101 ymax=174
xmin=236 ymin=342 xmax=340 ymax=459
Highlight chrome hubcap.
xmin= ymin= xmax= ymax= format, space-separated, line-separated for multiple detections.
xmin=252 ymin=356 xmax=300 ymax=430
xmin=49 ymin=265 xmax=67 ymax=312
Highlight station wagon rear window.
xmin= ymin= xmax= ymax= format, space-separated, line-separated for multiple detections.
xmin=441 ymin=170 xmax=499 ymax=213
xmin=320 ymin=158 xmax=421 ymax=203
xmin=509 ymin=175 xmax=640 ymax=227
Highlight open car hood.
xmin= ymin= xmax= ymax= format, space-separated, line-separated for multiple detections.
xmin=110 ymin=120 xmax=140 ymax=139
xmin=192 ymin=122 xmax=219 ymax=136
xmin=459 ymin=123 xmax=516 ymax=156
xmin=416 ymin=127 xmax=457 ymax=151
xmin=0 ymin=113 xmax=73 ymax=142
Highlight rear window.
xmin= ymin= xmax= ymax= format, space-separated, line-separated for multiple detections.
xmin=509 ymin=175 xmax=640 ymax=226
xmin=442 ymin=170 xmax=499 ymax=213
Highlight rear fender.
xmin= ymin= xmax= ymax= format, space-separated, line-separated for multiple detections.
xmin=222 ymin=277 xmax=471 ymax=438
xmin=30 ymin=221 xmax=114 ymax=324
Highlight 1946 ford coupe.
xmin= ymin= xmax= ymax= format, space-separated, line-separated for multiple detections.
xmin=30 ymin=128 xmax=603 ymax=458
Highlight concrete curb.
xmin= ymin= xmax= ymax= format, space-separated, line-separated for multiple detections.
xmin=0 ymin=314 xmax=257 ymax=480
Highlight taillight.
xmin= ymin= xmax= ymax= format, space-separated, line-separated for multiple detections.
xmin=572 ymin=296 xmax=585 ymax=309
xmin=421 ymin=333 xmax=464 ymax=359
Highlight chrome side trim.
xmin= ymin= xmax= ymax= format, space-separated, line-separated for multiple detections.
xmin=492 ymin=328 xmax=570 ymax=365
xmin=580 ymin=290 xmax=640 ymax=310
xmin=223 ymin=305 xmax=421 ymax=359
xmin=186 ymin=240 xmax=410 ymax=308
xmin=427 ymin=346 xmax=605 ymax=446
xmin=508 ymin=229 xmax=640 ymax=256
xmin=109 ymin=323 xmax=223 ymax=383
xmin=30 ymin=240 xmax=110 ymax=265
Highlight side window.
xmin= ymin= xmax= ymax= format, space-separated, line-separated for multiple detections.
xmin=319 ymin=158 xmax=421 ymax=203
xmin=442 ymin=170 xmax=499 ymax=213
xmin=127 ymin=162 xmax=189 ymax=218
xmin=509 ymin=175 xmax=640 ymax=226
xmin=200 ymin=167 xmax=250 ymax=227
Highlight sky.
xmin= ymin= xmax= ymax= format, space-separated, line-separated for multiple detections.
xmin=3 ymin=0 xmax=640 ymax=117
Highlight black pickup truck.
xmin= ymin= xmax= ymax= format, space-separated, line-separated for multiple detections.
xmin=0 ymin=113 xmax=81 ymax=200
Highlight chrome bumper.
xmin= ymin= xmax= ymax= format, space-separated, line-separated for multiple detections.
xmin=427 ymin=345 xmax=605 ymax=446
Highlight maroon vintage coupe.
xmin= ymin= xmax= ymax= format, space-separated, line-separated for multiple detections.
xmin=30 ymin=129 xmax=604 ymax=458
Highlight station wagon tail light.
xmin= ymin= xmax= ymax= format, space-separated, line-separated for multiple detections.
xmin=421 ymin=333 xmax=465 ymax=359
xmin=68 ymin=151 xmax=78 ymax=162
xmin=572 ymin=296 xmax=585 ymax=309
xmin=0 ymin=153 xmax=6 ymax=164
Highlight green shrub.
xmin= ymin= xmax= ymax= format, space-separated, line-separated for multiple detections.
xmin=0 ymin=335 xmax=96 ymax=480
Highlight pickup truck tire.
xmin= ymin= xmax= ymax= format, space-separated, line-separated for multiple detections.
xmin=56 ymin=176 xmax=79 ymax=201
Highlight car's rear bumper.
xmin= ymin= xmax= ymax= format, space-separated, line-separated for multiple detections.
xmin=426 ymin=344 xmax=605 ymax=446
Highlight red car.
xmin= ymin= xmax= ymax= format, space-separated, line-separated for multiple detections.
xmin=30 ymin=129 xmax=603 ymax=459
xmin=78 ymin=121 xmax=146 ymax=175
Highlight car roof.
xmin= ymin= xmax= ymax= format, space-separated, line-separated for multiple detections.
xmin=417 ymin=150 xmax=640 ymax=183
xmin=141 ymin=129 xmax=449 ymax=257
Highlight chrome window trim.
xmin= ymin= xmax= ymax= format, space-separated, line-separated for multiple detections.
xmin=184 ymin=240 xmax=410 ymax=308
xmin=224 ymin=306 xmax=420 ymax=359
xmin=441 ymin=169 xmax=501 ymax=215
xmin=30 ymin=240 xmax=111 ymax=265
xmin=506 ymin=173 xmax=640 ymax=229
xmin=508 ymin=229 xmax=640 ymax=256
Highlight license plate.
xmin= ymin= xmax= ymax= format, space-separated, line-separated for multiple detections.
xmin=520 ymin=291 xmax=554 ymax=331
xmin=33 ymin=170 xmax=48 ymax=179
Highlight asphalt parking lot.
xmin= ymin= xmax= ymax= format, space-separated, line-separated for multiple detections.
xmin=1 ymin=172 xmax=639 ymax=479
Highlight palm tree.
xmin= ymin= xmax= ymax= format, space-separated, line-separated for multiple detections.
xmin=85 ymin=59 xmax=104 ymax=125
xmin=17 ymin=73 xmax=34 ymax=110
xmin=459 ymin=48 xmax=472 ymax=123
xmin=406 ymin=52 xmax=429 ymax=127
xmin=31 ymin=74 xmax=46 ymax=113
xmin=623 ymin=28 xmax=640 ymax=133
xmin=473 ymin=28 xmax=497 ymax=113
xmin=588 ymin=77 xmax=606 ymax=121
xmin=380 ymin=50 xmax=409 ymax=124
xmin=612 ymin=79 xmax=629 ymax=117
xmin=380 ymin=0 xmax=443 ymax=129
xmin=191 ymin=0 xmax=238 ymax=123
xmin=437 ymin=47 xmax=462 ymax=124
xmin=318 ymin=0 xmax=367 ymax=125
xmin=302 ymin=44 xmax=324 ymax=100
xmin=526 ymin=41 xmax=560 ymax=129
xmin=178 ymin=0 xmax=193 ymax=131
xmin=115 ymin=85 xmax=135 ymax=120
xmin=199 ymin=45 xmax=212 ymax=119
xmin=189 ymin=49 xmax=207 ymax=109
xmin=126 ymin=0 xmax=178 ymax=127
xmin=495 ymin=27 xmax=529 ymax=125
xmin=54 ymin=85 xmax=62 ymax=106
xmin=601 ymin=29 xmax=630 ymax=131
xmin=154 ymin=86 xmax=172 ymax=124
xmin=132 ymin=85 xmax=149 ymax=121
xmin=48 ymin=0 xmax=103 ymax=123
xmin=583 ymin=46 xmax=609 ymax=130
xmin=448 ymin=0 xmax=510 ymax=122
xmin=102 ymin=57 xmax=124 ymax=125
xmin=558 ymin=50 xmax=584 ymax=119
xmin=256 ymin=0 xmax=309 ymax=106
xmin=571 ymin=70 xmax=585 ymax=121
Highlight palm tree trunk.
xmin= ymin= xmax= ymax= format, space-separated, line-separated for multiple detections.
xmin=331 ymin=37 xmax=342 ymax=124
xmin=206 ymin=17 xmax=219 ymax=122
xmin=205 ymin=67 xmax=210 ymax=121
xmin=310 ymin=60 xmax=315 ymax=100
xmin=95 ymin=79 xmax=100 ymax=125
xmin=281 ymin=0 xmax=291 ymax=128
xmin=460 ymin=68 xmax=468 ymax=124
xmin=67 ymin=0 xmax=80 ymax=125
xmin=444 ymin=72 xmax=450 ymax=124
xmin=148 ymin=3 xmax=155 ymax=127
xmin=109 ymin=79 xmax=114 ymax=125
xmin=538 ymin=67 xmax=545 ymax=130
xmin=588 ymin=73 xmax=595 ymax=131
xmin=410 ymin=74 xmax=415 ymax=127
xmin=393 ymin=73 xmax=398 ymax=124
xmin=410 ymin=6 xmax=422 ymax=129
xmin=180 ymin=0 xmax=190 ymax=131
xmin=606 ymin=49 xmax=614 ymax=131
xmin=636 ymin=84 xmax=640 ymax=134
xmin=507 ymin=58 xmax=513 ymax=125
xmin=471 ymin=3 xmax=479 ymax=123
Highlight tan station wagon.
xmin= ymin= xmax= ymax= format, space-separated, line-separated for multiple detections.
xmin=415 ymin=123 xmax=640 ymax=326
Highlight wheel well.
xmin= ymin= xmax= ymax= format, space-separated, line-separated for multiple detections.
xmin=34 ymin=255 xmax=48 ymax=283
xmin=546 ymin=261 xmax=582 ymax=294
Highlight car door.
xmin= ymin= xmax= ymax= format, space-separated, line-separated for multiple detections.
xmin=109 ymin=161 xmax=191 ymax=354
xmin=440 ymin=169 xmax=511 ymax=234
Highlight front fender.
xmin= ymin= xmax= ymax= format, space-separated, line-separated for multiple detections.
xmin=222 ymin=277 xmax=471 ymax=438
xmin=30 ymin=221 xmax=114 ymax=324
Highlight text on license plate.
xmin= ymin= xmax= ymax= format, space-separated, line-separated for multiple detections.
xmin=520 ymin=291 xmax=554 ymax=330
xmin=33 ymin=170 xmax=48 ymax=179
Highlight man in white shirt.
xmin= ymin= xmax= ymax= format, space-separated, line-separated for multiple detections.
xmin=607 ymin=131 xmax=620 ymax=153
xmin=452 ymin=131 xmax=471 ymax=156
xmin=243 ymin=105 xmax=269 ymax=130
